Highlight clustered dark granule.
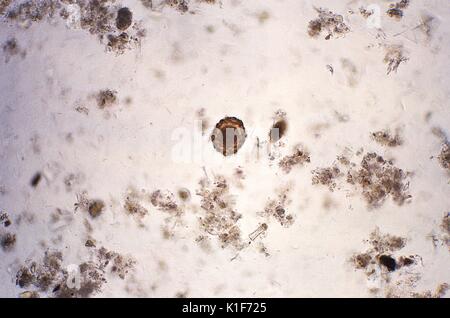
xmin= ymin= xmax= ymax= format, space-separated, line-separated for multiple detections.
xmin=351 ymin=229 xmax=412 ymax=274
xmin=5 ymin=0 xmax=58 ymax=24
xmin=279 ymin=147 xmax=310 ymax=173
xmin=307 ymin=8 xmax=350 ymax=39
xmin=165 ymin=0 xmax=189 ymax=13
xmin=0 ymin=211 xmax=11 ymax=227
xmin=386 ymin=0 xmax=410 ymax=20
xmin=150 ymin=189 xmax=179 ymax=213
xmin=16 ymin=250 xmax=65 ymax=291
xmin=15 ymin=246 xmax=135 ymax=298
xmin=311 ymin=166 xmax=341 ymax=191
xmin=438 ymin=143 xmax=450 ymax=172
xmin=197 ymin=176 xmax=244 ymax=249
xmin=371 ymin=130 xmax=403 ymax=147
xmin=97 ymin=247 xmax=135 ymax=280
xmin=359 ymin=7 xmax=374 ymax=18
xmin=4 ymin=1 xmax=145 ymax=54
xmin=96 ymin=89 xmax=117 ymax=109
xmin=346 ymin=152 xmax=411 ymax=207
xmin=259 ymin=187 xmax=294 ymax=227
xmin=124 ymin=195 xmax=148 ymax=218
xmin=350 ymin=229 xmax=448 ymax=297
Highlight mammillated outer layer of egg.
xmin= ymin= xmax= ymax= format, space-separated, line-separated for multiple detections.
xmin=210 ymin=117 xmax=247 ymax=156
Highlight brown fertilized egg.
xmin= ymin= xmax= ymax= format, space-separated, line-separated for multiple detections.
xmin=211 ymin=117 xmax=247 ymax=156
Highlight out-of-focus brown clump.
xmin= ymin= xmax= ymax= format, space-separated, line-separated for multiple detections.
xmin=384 ymin=45 xmax=408 ymax=75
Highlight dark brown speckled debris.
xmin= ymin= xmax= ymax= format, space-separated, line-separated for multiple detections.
xmin=441 ymin=213 xmax=450 ymax=248
xmin=150 ymin=190 xmax=179 ymax=214
xmin=3 ymin=0 xmax=143 ymax=54
xmin=369 ymin=229 xmax=406 ymax=253
xmin=442 ymin=213 xmax=450 ymax=234
xmin=347 ymin=152 xmax=411 ymax=207
xmin=76 ymin=0 xmax=115 ymax=35
xmin=311 ymin=166 xmax=341 ymax=191
xmin=85 ymin=239 xmax=96 ymax=248
xmin=307 ymin=8 xmax=350 ymax=39
xmin=398 ymin=256 xmax=415 ymax=267
xmin=1 ymin=232 xmax=16 ymax=251
xmin=359 ymin=7 xmax=374 ymax=18
xmin=197 ymin=176 xmax=244 ymax=249
xmin=124 ymin=196 xmax=148 ymax=218
xmin=387 ymin=0 xmax=409 ymax=20
xmin=16 ymin=266 xmax=34 ymax=288
xmin=110 ymin=253 xmax=135 ymax=279
xmin=0 ymin=211 xmax=11 ymax=227
xmin=15 ymin=250 xmax=63 ymax=291
xmin=386 ymin=7 xmax=403 ymax=19
xmin=54 ymin=261 xmax=105 ymax=298
xmin=260 ymin=186 xmax=294 ymax=227
xmin=279 ymin=147 xmax=310 ymax=173
xmin=351 ymin=229 xmax=410 ymax=274
xmin=96 ymin=89 xmax=117 ymax=109
xmin=58 ymin=247 xmax=134 ymax=297
xmin=5 ymin=0 xmax=57 ymax=25
xmin=211 ymin=117 xmax=247 ymax=156
xmin=166 ymin=0 xmax=189 ymax=13
xmin=438 ymin=143 xmax=450 ymax=172
xmin=371 ymin=130 xmax=403 ymax=147
xmin=352 ymin=253 xmax=372 ymax=269
xmin=349 ymin=229 xmax=436 ymax=297
xmin=88 ymin=200 xmax=105 ymax=218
